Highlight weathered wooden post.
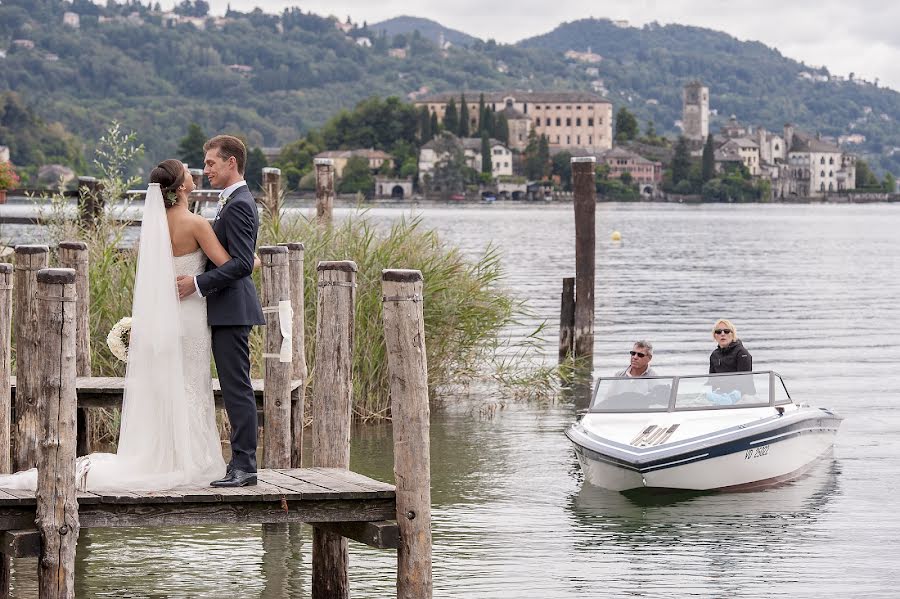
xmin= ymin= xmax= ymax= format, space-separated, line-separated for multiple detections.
xmin=558 ymin=276 xmax=575 ymax=363
xmin=58 ymin=241 xmax=92 ymax=456
xmin=278 ymin=242 xmax=307 ymax=468
xmin=13 ymin=244 xmax=49 ymax=471
xmin=263 ymin=166 xmax=282 ymax=212
xmin=311 ymin=260 xmax=356 ymax=599
xmin=381 ymin=269 xmax=433 ymax=599
xmin=314 ymin=158 xmax=335 ymax=226
xmin=77 ymin=176 xmax=103 ymax=227
xmin=34 ymin=268 xmax=79 ymax=599
xmin=259 ymin=246 xmax=292 ymax=469
xmin=0 ymin=263 xmax=12 ymax=474
xmin=188 ymin=167 xmax=204 ymax=213
xmin=571 ymin=157 xmax=596 ymax=367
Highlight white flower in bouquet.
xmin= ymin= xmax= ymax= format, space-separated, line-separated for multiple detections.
xmin=106 ymin=316 xmax=132 ymax=363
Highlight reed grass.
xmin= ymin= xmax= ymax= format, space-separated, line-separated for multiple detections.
xmin=258 ymin=204 xmax=561 ymax=420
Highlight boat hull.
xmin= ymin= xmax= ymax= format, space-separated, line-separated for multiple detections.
xmin=569 ymin=410 xmax=842 ymax=492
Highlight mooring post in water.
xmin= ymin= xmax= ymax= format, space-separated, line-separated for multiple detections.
xmin=262 ymin=167 xmax=282 ymax=217
xmin=559 ymin=277 xmax=575 ymax=363
xmin=311 ymin=260 xmax=356 ymax=599
xmin=13 ymin=245 xmax=49 ymax=471
xmin=58 ymin=241 xmax=92 ymax=457
xmin=571 ymin=156 xmax=596 ymax=367
xmin=188 ymin=168 xmax=204 ymax=213
xmin=381 ymin=269 xmax=434 ymax=599
xmin=314 ymin=158 xmax=335 ymax=226
xmin=0 ymin=263 xmax=12 ymax=474
xmin=34 ymin=268 xmax=79 ymax=599
xmin=77 ymin=176 xmax=103 ymax=228
xmin=259 ymin=246 xmax=292 ymax=469
xmin=278 ymin=242 xmax=307 ymax=468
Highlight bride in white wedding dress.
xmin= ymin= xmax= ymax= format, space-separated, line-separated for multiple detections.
xmin=0 ymin=159 xmax=233 ymax=492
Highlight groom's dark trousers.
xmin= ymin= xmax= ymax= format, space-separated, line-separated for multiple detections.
xmin=211 ymin=326 xmax=256 ymax=472
xmin=196 ymin=184 xmax=266 ymax=474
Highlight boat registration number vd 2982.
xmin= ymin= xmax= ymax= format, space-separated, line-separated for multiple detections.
xmin=745 ymin=445 xmax=770 ymax=459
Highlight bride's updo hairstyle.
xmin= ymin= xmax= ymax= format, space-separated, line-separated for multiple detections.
xmin=149 ymin=159 xmax=186 ymax=208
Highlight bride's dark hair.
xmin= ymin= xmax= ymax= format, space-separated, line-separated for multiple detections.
xmin=149 ymin=159 xmax=186 ymax=208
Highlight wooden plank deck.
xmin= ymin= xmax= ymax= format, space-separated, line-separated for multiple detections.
xmin=10 ymin=376 xmax=303 ymax=410
xmin=0 ymin=468 xmax=395 ymax=531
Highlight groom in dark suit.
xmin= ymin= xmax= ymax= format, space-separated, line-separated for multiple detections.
xmin=176 ymin=134 xmax=265 ymax=487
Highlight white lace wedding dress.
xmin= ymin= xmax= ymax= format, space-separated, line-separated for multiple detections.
xmin=0 ymin=184 xmax=226 ymax=492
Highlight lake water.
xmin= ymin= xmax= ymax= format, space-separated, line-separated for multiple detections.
xmin=4 ymin=202 xmax=899 ymax=597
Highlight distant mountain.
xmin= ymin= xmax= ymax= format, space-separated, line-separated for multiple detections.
xmin=2 ymin=2 xmax=900 ymax=176
xmin=368 ymin=16 xmax=479 ymax=48
xmin=520 ymin=19 xmax=900 ymax=172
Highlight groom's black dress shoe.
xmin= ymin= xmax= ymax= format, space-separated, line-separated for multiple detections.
xmin=210 ymin=469 xmax=257 ymax=487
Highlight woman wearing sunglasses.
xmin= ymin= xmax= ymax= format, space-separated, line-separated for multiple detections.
xmin=709 ymin=319 xmax=753 ymax=373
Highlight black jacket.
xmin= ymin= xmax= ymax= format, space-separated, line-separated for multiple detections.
xmin=709 ymin=340 xmax=752 ymax=373
xmin=196 ymin=185 xmax=266 ymax=327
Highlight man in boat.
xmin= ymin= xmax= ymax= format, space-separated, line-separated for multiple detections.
xmin=602 ymin=341 xmax=668 ymax=409
xmin=615 ymin=341 xmax=658 ymax=378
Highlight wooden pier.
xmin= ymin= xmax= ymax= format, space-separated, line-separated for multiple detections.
xmin=0 ymin=237 xmax=433 ymax=597
xmin=0 ymin=467 xmax=397 ymax=550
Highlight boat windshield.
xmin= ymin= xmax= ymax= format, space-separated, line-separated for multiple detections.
xmin=588 ymin=371 xmax=789 ymax=413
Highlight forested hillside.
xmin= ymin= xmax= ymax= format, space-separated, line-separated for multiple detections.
xmin=2 ymin=1 xmax=899 ymax=176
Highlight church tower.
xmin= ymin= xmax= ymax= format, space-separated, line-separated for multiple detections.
xmin=682 ymin=81 xmax=709 ymax=141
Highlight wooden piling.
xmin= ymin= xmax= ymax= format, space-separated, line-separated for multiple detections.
xmin=58 ymin=241 xmax=92 ymax=456
xmin=571 ymin=157 xmax=596 ymax=366
xmin=558 ymin=277 xmax=575 ymax=363
xmin=263 ymin=167 xmax=282 ymax=214
xmin=34 ymin=268 xmax=79 ymax=599
xmin=381 ymin=269 xmax=433 ymax=599
xmin=311 ymin=260 xmax=357 ymax=599
xmin=77 ymin=176 xmax=103 ymax=227
xmin=13 ymin=245 xmax=49 ymax=471
xmin=259 ymin=246 xmax=292 ymax=469
xmin=0 ymin=264 xmax=11 ymax=474
xmin=188 ymin=168 xmax=204 ymax=213
xmin=314 ymin=158 xmax=335 ymax=226
xmin=278 ymin=242 xmax=307 ymax=468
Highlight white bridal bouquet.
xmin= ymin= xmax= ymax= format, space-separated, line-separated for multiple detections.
xmin=106 ymin=316 xmax=132 ymax=363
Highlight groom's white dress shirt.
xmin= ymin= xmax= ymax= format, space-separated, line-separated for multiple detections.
xmin=193 ymin=179 xmax=247 ymax=297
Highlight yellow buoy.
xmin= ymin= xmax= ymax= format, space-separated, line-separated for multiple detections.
xmin=611 ymin=230 xmax=622 ymax=241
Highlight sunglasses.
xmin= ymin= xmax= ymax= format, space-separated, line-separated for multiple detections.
xmin=629 ymin=351 xmax=648 ymax=358
xmin=714 ymin=329 xmax=732 ymax=335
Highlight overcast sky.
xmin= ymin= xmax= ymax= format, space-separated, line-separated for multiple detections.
xmin=157 ymin=0 xmax=900 ymax=91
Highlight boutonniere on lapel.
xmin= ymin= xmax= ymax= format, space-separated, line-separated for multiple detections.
xmin=217 ymin=194 xmax=230 ymax=210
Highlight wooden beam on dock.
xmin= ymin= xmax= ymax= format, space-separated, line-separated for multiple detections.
xmin=9 ymin=376 xmax=302 ymax=411
xmin=312 ymin=520 xmax=399 ymax=550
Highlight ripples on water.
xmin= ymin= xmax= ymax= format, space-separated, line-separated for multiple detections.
xmin=5 ymin=203 xmax=899 ymax=597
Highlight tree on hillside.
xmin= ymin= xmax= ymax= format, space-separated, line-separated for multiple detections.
xmin=855 ymin=159 xmax=881 ymax=189
xmin=477 ymin=93 xmax=486 ymax=134
xmin=337 ymin=155 xmax=374 ymax=195
xmin=883 ymin=172 xmax=896 ymax=193
xmin=444 ymin=98 xmax=459 ymax=137
xmin=430 ymin=111 xmax=440 ymax=136
xmin=177 ymin=123 xmax=207 ymax=170
xmin=417 ymin=106 xmax=433 ymax=144
xmin=671 ymin=136 xmax=692 ymax=188
xmin=458 ymin=94 xmax=470 ymax=137
xmin=551 ymin=151 xmax=573 ymax=190
xmin=493 ymin=113 xmax=509 ymax=146
xmin=701 ymin=134 xmax=715 ymax=182
xmin=481 ymin=132 xmax=492 ymax=175
xmin=245 ymin=147 xmax=267 ymax=189
xmin=272 ymin=138 xmax=321 ymax=190
xmin=427 ymin=134 xmax=466 ymax=198
xmin=614 ymin=107 xmax=638 ymax=142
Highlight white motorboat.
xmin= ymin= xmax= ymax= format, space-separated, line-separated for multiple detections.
xmin=566 ymin=371 xmax=842 ymax=493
